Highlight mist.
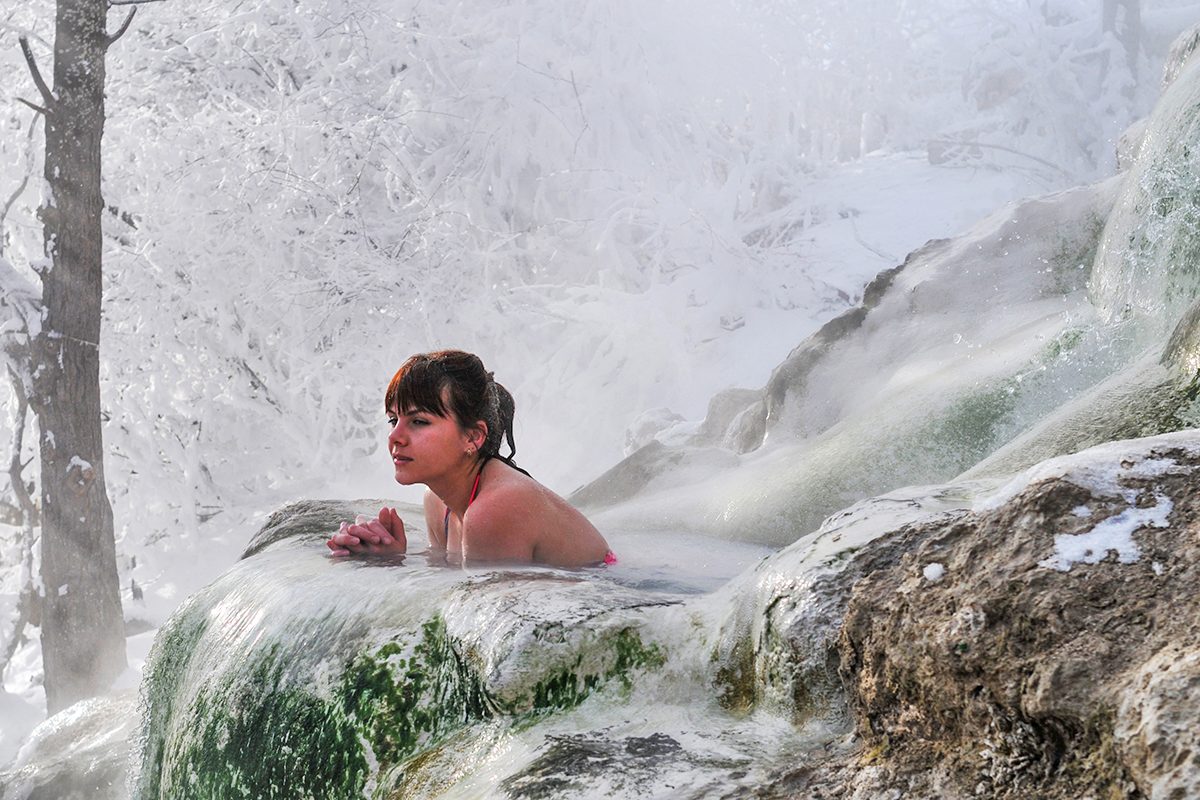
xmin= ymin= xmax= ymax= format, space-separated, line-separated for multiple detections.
xmin=1 ymin=0 xmax=1198 ymax=738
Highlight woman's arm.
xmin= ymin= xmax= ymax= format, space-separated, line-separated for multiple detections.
xmin=460 ymin=499 xmax=537 ymax=563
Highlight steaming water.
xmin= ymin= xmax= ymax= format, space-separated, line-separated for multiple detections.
xmin=130 ymin=469 xmax=1004 ymax=800
xmin=131 ymin=518 xmax=831 ymax=800
xmin=585 ymin=50 xmax=1200 ymax=543
xmin=1091 ymin=50 xmax=1200 ymax=342
xmin=600 ymin=530 xmax=776 ymax=595
xmin=585 ymin=179 xmax=1133 ymax=545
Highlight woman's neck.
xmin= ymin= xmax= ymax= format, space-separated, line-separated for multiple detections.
xmin=429 ymin=457 xmax=487 ymax=518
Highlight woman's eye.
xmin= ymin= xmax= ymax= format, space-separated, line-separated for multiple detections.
xmin=411 ymin=418 xmax=429 ymax=426
xmin=386 ymin=418 xmax=398 ymax=427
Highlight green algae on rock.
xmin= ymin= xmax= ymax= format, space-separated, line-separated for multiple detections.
xmin=131 ymin=513 xmax=674 ymax=800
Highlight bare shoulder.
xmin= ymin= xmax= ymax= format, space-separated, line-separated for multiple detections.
xmin=466 ymin=461 xmax=609 ymax=566
xmin=459 ymin=465 xmax=538 ymax=561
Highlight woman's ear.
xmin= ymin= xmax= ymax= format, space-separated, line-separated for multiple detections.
xmin=469 ymin=422 xmax=488 ymax=453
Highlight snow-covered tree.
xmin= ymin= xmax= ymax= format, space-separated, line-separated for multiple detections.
xmin=12 ymin=0 xmax=134 ymax=712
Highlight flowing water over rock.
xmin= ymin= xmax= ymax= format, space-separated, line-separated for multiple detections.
xmin=9 ymin=21 xmax=1200 ymax=800
xmin=131 ymin=500 xmax=845 ymax=800
xmin=574 ymin=28 xmax=1200 ymax=547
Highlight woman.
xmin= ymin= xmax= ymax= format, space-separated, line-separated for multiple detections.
xmin=326 ymin=350 xmax=613 ymax=566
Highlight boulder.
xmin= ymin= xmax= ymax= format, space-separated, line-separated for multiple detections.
xmin=0 ymin=690 xmax=138 ymax=800
xmin=822 ymin=432 xmax=1200 ymax=799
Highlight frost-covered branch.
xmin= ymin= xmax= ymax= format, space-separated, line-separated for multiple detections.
xmin=17 ymin=36 xmax=54 ymax=112
xmin=107 ymin=8 xmax=138 ymax=46
xmin=926 ymin=139 xmax=1075 ymax=180
xmin=0 ymin=257 xmax=43 ymax=348
xmin=14 ymin=98 xmax=49 ymax=117
xmin=1 ymin=179 xmax=32 ymax=247
xmin=0 ymin=368 xmax=37 ymax=678
xmin=4 ymin=383 xmax=35 ymax=525
xmin=0 ymin=122 xmax=39 ymax=260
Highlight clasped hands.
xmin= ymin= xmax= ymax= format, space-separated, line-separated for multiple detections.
xmin=326 ymin=507 xmax=407 ymax=556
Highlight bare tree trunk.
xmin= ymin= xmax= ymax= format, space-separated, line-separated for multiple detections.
xmin=1104 ymin=0 xmax=1142 ymax=77
xmin=28 ymin=0 xmax=127 ymax=714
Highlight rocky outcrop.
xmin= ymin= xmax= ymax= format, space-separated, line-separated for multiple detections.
xmin=130 ymin=504 xmax=676 ymax=800
xmin=575 ymin=26 xmax=1200 ymax=549
xmin=18 ymin=431 xmax=1200 ymax=800
xmin=573 ymin=173 xmax=1124 ymax=544
xmin=754 ymin=431 xmax=1200 ymax=800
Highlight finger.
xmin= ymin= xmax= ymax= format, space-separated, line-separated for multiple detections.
xmin=380 ymin=507 xmax=404 ymax=538
xmin=332 ymin=532 xmax=362 ymax=548
xmin=346 ymin=522 xmax=377 ymax=542
xmin=351 ymin=521 xmax=385 ymax=544
xmin=367 ymin=518 xmax=396 ymax=543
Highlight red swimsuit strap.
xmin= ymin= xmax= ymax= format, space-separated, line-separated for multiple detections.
xmin=446 ymin=469 xmax=486 ymax=540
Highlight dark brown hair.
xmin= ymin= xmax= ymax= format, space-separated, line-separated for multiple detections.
xmin=385 ymin=350 xmax=520 ymax=465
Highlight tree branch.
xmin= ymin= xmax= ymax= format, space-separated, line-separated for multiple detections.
xmin=0 ymin=371 xmax=37 ymax=677
xmin=6 ymin=384 xmax=36 ymax=525
xmin=18 ymin=37 xmax=54 ymax=111
xmin=108 ymin=0 xmax=168 ymax=5
xmin=15 ymin=98 xmax=50 ymax=117
xmin=0 ymin=124 xmax=37 ymax=258
xmin=107 ymin=8 xmax=137 ymax=46
xmin=926 ymin=139 xmax=1073 ymax=179
xmin=106 ymin=204 xmax=139 ymax=229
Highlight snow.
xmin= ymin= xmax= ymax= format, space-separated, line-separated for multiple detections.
xmin=923 ymin=563 xmax=946 ymax=582
xmin=976 ymin=433 xmax=1200 ymax=512
xmin=0 ymin=146 xmax=1057 ymax=752
xmin=974 ymin=430 xmax=1200 ymax=572
xmin=0 ymin=257 xmax=41 ymax=341
xmin=1040 ymin=494 xmax=1173 ymax=571
xmin=0 ymin=0 xmax=1196 ymax=769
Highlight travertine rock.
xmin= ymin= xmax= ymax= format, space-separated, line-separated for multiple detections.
xmin=827 ymin=434 xmax=1200 ymax=799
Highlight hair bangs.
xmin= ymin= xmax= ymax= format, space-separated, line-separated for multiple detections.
xmin=385 ymin=355 xmax=451 ymax=419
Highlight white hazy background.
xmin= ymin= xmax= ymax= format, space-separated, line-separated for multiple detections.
xmin=0 ymin=0 xmax=1197 ymax=745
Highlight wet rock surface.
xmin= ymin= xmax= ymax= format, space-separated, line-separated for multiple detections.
xmin=0 ymin=690 xmax=138 ymax=800
xmin=13 ymin=438 xmax=1200 ymax=800
xmin=810 ymin=435 xmax=1200 ymax=799
xmin=239 ymin=497 xmax=413 ymax=558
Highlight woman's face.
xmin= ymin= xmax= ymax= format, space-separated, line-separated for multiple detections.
xmin=386 ymin=401 xmax=483 ymax=486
